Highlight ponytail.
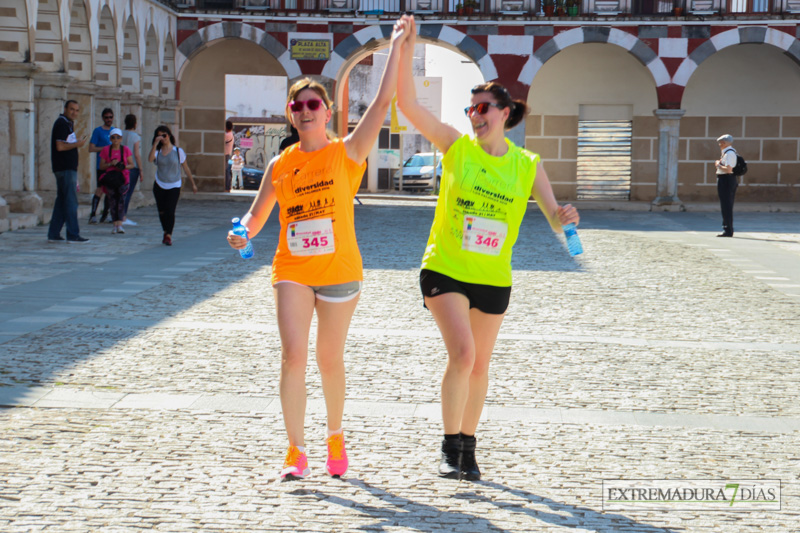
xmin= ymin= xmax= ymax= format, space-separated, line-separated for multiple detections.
xmin=471 ymin=82 xmax=528 ymax=130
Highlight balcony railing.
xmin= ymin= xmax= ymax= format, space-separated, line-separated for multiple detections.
xmin=174 ymin=0 xmax=800 ymax=15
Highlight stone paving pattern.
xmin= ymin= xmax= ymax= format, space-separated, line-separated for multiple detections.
xmin=1 ymin=198 xmax=799 ymax=531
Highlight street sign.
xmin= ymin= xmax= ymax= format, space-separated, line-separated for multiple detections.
xmin=390 ymin=77 xmax=442 ymax=134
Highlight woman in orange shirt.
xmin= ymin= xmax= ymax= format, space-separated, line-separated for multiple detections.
xmin=228 ymin=18 xmax=410 ymax=481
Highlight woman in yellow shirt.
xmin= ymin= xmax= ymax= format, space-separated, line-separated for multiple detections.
xmin=396 ymin=15 xmax=580 ymax=481
xmin=228 ymin=18 xmax=411 ymax=481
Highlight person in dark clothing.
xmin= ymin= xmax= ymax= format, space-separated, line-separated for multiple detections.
xmin=279 ymin=126 xmax=300 ymax=153
xmin=714 ymin=134 xmax=738 ymax=237
xmin=47 ymin=100 xmax=90 ymax=243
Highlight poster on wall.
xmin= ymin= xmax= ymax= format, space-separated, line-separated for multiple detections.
xmin=377 ymin=149 xmax=401 ymax=169
xmin=232 ymin=122 xmax=289 ymax=170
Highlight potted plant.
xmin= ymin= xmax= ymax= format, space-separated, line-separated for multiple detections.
xmin=456 ymin=1 xmax=464 ymax=14
xmin=566 ymin=0 xmax=579 ymax=15
xmin=542 ymin=0 xmax=555 ymax=16
xmin=556 ymin=0 xmax=566 ymax=15
xmin=464 ymin=0 xmax=477 ymax=14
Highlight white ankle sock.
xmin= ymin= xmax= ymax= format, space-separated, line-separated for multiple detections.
xmin=327 ymin=428 xmax=343 ymax=438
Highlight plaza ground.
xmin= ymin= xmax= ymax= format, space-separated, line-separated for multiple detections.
xmin=0 ymin=197 xmax=798 ymax=532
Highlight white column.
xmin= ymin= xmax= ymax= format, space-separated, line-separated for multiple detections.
xmin=34 ymin=73 xmax=71 ymax=193
xmin=651 ymin=108 xmax=686 ymax=209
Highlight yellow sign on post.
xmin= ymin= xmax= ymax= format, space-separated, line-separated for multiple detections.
xmin=290 ymin=39 xmax=331 ymax=60
xmin=391 ymin=77 xmax=442 ymax=134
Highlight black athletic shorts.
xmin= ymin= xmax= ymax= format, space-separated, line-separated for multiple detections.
xmin=419 ymin=269 xmax=511 ymax=315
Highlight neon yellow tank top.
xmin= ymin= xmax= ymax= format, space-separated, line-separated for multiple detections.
xmin=421 ymin=135 xmax=538 ymax=287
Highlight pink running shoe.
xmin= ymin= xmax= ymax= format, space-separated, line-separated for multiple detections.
xmin=326 ymin=433 xmax=348 ymax=477
xmin=280 ymin=446 xmax=310 ymax=481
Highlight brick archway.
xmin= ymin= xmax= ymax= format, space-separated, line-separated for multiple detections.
xmin=176 ymin=22 xmax=300 ymax=82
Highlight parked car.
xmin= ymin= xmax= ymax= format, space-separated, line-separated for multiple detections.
xmin=242 ymin=165 xmax=266 ymax=190
xmin=393 ymin=152 xmax=443 ymax=192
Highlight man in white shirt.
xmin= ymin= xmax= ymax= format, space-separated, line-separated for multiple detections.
xmin=714 ymin=134 xmax=738 ymax=237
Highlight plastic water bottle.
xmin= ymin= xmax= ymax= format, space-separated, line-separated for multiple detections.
xmin=563 ymin=223 xmax=583 ymax=256
xmin=231 ymin=217 xmax=254 ymax=259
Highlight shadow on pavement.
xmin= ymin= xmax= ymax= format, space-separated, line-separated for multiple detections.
xmin=300 ymin=478 xmax=676 ymax=532
xmin=464 ymin=480 xmax=679 ymax=533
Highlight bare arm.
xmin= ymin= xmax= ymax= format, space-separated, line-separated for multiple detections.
xmin=133 ymin=140 xmax=142 ymax=169
xmin=88 ymin=142 xmax=102 ymax=154
xmin=343 ymin=18 xmax=410 ymax=164
xmin=530 ymin=161 xmax=579 ymax=233
xmin=228 ymin=157 xmax=279 ymax=249
xmin=181 ymin=160 xmax=198 ymax=193
xmin=148 ymin=136 xmax=163 ymax=163
xmin=396 ymin=15 xmax=461 ymax=154
xmin=125 ymin=152 xmax=134 ymax=170
xmin=56 ymin=137 xmax=86 ymax=151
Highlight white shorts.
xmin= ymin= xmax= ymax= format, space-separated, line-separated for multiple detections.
xmin=274 ymin=280 xmax=362 ymax=303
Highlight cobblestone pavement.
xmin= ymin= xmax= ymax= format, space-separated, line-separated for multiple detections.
xmin=1 ymin=198 xmax=799 ymax=532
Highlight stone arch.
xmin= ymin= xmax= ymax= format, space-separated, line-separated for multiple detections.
xmin=33 ymin=0 xmax=64 ymax=71
xmin=162 ymin=32 xmax=176 ymax=100
xmin=143 ymin=25 xmax=160 ymax=96
xmin=121 ymin=15 xmax=140 ymax=93
xmin=673 ymin=26 xmax=800 ymax=90
xmin=323 ymin=23 xmax=494 ymax=136
xmin=95 ymin=4 xmax=117 ymax=86
xmin=324 ymin=23 xmax=497 ymax=86
xmin=178 ymin=37 xmax=288 ymax=189
xmin=176 ymin=22 xmax=299 ymax=83
xmin=67 ymin=0 xmax=92 ymax=81
xmin=519 ymin=27 xmax=670 ymax=92
xmin=0 ymin=0 xmax=32 ymax=62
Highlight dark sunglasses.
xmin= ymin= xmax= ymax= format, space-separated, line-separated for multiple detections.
xmin=464 ymin=102 xmax=504 ymax=117
xmin=289 ymin=99 xmax=325 ymax=113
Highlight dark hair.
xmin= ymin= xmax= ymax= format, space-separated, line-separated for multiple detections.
xmin=470 ymin=82 xmax=528 ymax=130
xmin=225 ymin=120 xmax=233 ymax=131
xmin=152 ymin=125 xmax=177 ymax=147
xmin=124 ymin=114 xmax=137 ymax=130
xmin=64 ymin=100 xmax=79 ymax=110
xmin=102 ymin=108 xmax=113 ymax=117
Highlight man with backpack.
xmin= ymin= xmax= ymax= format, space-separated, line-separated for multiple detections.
xmin=714 ymin=134 xmax=744 ymax=237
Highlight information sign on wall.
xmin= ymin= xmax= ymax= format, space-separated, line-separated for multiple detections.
xmin=290 ymin=39 xmax=331 ymax=60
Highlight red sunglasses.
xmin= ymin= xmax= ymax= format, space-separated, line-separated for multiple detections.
xmin=464 ymin=102 xmax=504 ymax=117
xmin=289 ymin=99 xmax=326 ymax=113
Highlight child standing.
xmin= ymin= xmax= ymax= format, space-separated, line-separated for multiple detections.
xmin=231 ymin=147 xmax=244 ymax=190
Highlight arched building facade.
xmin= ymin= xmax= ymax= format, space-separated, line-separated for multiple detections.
xmin=1 ymin=0 xmax=799 ymax=231
xmin=0 ymin=0 xmax=177 ymax=231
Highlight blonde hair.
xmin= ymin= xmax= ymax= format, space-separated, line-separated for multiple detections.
xmin=285 ymin=78 xmax=334 ymax=123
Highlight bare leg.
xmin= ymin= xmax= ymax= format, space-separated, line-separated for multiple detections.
xmin=460 ymin=308 xmax=505 ymax=436
xmin=274 ymin=283 xmax=316 ymax=447
xmin=314 ymin=294 xmax=360 ymax=432
xmin=424 ymin=292 xmax=475 ymax=434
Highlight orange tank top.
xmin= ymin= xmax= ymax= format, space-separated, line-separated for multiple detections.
xmin=270 ymin=139 xmax=366 ymax=286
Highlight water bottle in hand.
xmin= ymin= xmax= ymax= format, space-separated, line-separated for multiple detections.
xmin=231 ymin=217 xmax=254 ymax=259
xmin=563 ymin=222 xmax=583 ymax=256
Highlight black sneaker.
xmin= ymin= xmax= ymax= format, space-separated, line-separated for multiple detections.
xmin=66 ymin=236 xmax=90 ymax=244
xmin=438 ymin=437 xmax=461 ymax=479
xmin=47 ymin=236 xmax=65 ymax=243
xmin=460 ymin=435 xmax=481 ymax=481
